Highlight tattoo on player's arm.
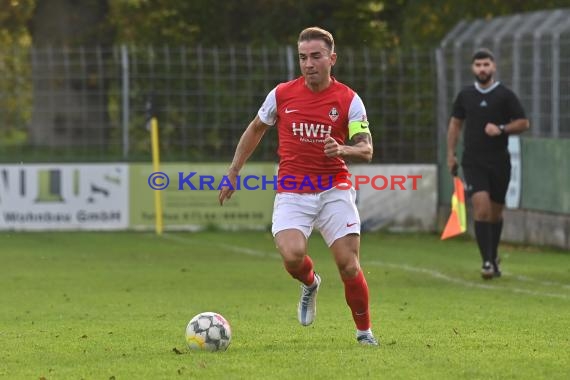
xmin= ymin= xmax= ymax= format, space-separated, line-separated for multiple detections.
xmin=350 ymin=132 xmax=372 ymax=146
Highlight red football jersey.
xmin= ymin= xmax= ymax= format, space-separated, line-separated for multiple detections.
xmin=258 ymin=76 xmax=368 ymax=193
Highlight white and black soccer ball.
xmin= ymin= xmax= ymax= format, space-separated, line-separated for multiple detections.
xmin=185 ymin=312 xmax=232 ymax=352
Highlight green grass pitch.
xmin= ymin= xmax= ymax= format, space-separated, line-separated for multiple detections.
xmin=0 ymin=231 xmax=568 ymax=379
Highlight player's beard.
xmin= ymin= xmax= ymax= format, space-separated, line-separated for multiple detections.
xmin=474 ymin=72 xmax=493 ymax=85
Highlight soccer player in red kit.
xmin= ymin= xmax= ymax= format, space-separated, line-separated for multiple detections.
xmin=219 ymin=26 xmax=378 ymax=346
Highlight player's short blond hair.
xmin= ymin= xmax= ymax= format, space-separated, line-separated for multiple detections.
xmin=298 ymin=27 xmax=335 ymax=53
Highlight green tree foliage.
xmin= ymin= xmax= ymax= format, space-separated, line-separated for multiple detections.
xmin=0 ymin=0 xmax=34 ymax=45
xmin=108 ymin=0 xmax=570 ymax=48
xmin=0 ymin=0 xmax=34 ymax=145
xmin=399 ymin=0 xmax=570 ymax=47
xmin=109 ymin=0 xmax=400 ymax=48
xmin=2 ymin=0 xmax=570 ymax=156
xmin=26 ymin=0 xmax=115 ymax=148
xmin=29 ymin=0 xmax=113 ymax=46
xmin=3 ymin=0 xmax=570 ymax=49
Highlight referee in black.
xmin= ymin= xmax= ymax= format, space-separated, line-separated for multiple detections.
xmin=446 ymin=48 xmax=529 ymax=279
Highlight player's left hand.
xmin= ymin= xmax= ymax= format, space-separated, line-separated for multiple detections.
xmin=324 ymin=135 xmax=344 ymax=157
xmin=484 ymin=123 xmax=502 ymax=136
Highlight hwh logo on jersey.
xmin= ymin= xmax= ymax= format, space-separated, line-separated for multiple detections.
xmin=291 ymin=122 xmax=332 ymax=137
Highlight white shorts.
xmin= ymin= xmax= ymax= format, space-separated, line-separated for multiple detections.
xmin=271 ymin=187 xmax=360 ymax=247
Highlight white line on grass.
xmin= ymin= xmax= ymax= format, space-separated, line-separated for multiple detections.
xmin=503 ymin=273 xmax=570 ymax=290
xmin=217 ymin=243 xmax=281 ymax=260
xmin=365 ymin=260 xmax=569 ymax=301
xmin=161 ymin=234 xmax=569 ymax=301
xmin=161 ymin=233 xmax=281 ymax=259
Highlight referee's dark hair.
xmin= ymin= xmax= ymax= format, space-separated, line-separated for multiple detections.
xmin=472 ymin=48 xmax=495 ymax=62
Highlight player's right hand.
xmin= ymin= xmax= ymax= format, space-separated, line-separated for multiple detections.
xmin=323 ymin=135 xmax=344 ymax=158
xmin=218 ymin=169 xmax=238 ymax=206
xmin=447 ymin=155 xmax=458 ymax=177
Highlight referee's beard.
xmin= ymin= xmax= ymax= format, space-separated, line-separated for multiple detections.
xmin=474 ymin=73 xmax=493 ymax=85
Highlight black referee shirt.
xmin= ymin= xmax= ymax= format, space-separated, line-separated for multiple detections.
xmin=451 ymin=82 xmax=526 ymax=157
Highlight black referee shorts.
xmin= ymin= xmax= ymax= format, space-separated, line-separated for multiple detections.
xmin=462 ymin=153 xmax=511 ymax=204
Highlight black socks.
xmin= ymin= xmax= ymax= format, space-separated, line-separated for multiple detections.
xmin=474 ymin=221 xmax=493 ymax=263
xmin=475 ymin=220 xmax=503 ymax=265
xmin=491 ymin=220 xmax=503 ymax=263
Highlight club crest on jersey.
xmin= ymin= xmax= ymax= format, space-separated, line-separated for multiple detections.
xmin=329 ymin=107 xmax=339 ymax=122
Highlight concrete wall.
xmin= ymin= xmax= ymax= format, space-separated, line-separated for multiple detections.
xmin=438 ymin=205 xmax=570 ymax=250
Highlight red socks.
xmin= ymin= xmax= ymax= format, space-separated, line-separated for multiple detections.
xmin=343 ymin=270 xmax=371 ymax=330
xmin=285 ymin=255 xmax=315 ymax=286
xmin=286 ymin=258 xmax=371 ymax=330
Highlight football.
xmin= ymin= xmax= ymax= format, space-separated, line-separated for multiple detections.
xmin=185 ymin=312 xmax=232 ymax=352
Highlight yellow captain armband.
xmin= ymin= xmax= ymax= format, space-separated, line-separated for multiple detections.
xmin=348 ymin=120 xmax=371 ymax=139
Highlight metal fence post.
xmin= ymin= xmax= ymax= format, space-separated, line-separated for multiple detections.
xmin=286 ymin=46 xmax=295 ymax=81
xmin=531 ymin=11 xmax=562 ymax=137
xmin=550 ymin=18 xmax=570 ymax=138
xmin=121 ymin=45 xmax=130 ymax=160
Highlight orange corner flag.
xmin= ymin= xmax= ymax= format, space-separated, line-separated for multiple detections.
xmin=441 ymin=176 xmax=467 ymax=240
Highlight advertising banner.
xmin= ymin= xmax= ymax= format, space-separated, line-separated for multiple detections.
xmin=130 ymin=163 xmax=276 ymax=230
xmin=350 ymin=164 xmax=437 ymax=232
xmin=506 ymin=135 xmax=521 ymax=209
xmin=0 ymin=164 xmax=129 ymax=230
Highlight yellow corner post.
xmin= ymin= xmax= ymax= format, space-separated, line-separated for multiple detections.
xmin=150 ymin=116 xmax=163 ymax=235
